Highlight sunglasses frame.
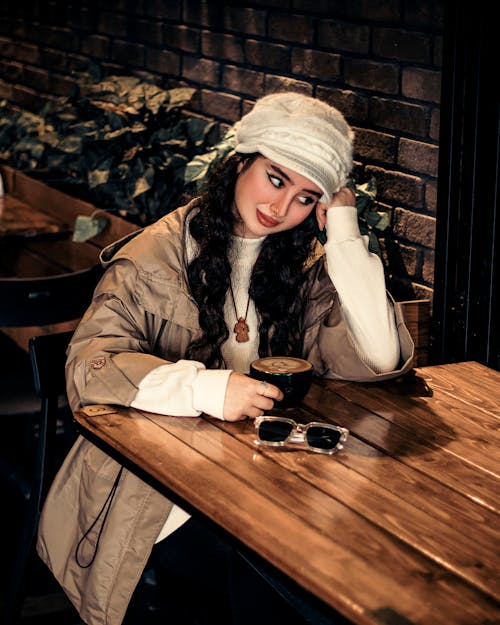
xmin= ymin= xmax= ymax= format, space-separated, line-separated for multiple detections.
xmin=254 ymin=416 xmax=349 ymax=455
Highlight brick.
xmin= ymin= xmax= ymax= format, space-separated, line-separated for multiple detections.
xmin=264 ymin=75 xmax=311 ymax=96
xmin=392 ymin=242 xmax=419 ymax=278
xmin=268 ymin=13 xmax=314 ymax=45
xmin=354 ymin=128 xmax=396 ymax=164
xmin=346 ymin=0 xmax=401 ymax=22
xmin=128 ymin=19 xmax=163 ymax=45
xmin=316 ymin=86 xmax=369 ymax=123
xmin=370 ymin=98 xmax=427 ymax=136
xmin=404 ymin=1 xmax=444 ymax=29
xmin=422 ymin=249 xmax=435 ymax=285
xmin=112 ymin=40 xmax=146 ymax=66
xmin=50 ymin=73 xmax=78 ymax=98
xmin=399 ymin=138 xmax=438 ymax=177
xmin=145 ymin=0 xmax=180 ymax=19
xmin=200 ymin=89 xmax=241 ymax=122
xmin=184 ymin=1 xmax=225 ymax=28
xmin=402 ymin=68 xmax=441 ymax=104
xmin=202 ymin=32 xmax=244 ymax=63
xmin=11 ymin=83 xmax=47 ymax=112
xmin=0 ymin=37 xmax=16 ymax=57
xmin=367 ymin=165 xmax=424 ymax=209
xmin=0 ymin=79 xmax=13 ymax=102
xmin=12 ymin=42 xmax=39 ymax=64
xmin=98 ymin=12 xmax=128 ymax=38
xmin=68 ymin=6 xmax=97 ymax=31
xmin=256 ymin=0 xmax=289 ymax=7
xmin=222 ymin=64 xmax=264 ymax=96
xmin=82 ymin=35 xmax=110 ymax=59
xmin=425 ymin=181 xmax=437 ymax=213
xmin=345 ymin=59 xmax=399 ymax=95
xmin=0 ymin=60 xmax=23 ymax=82
xmin=373 ymin=28 xmax=431 ymax=63
xmin=37 ymin=26 xmax=80 ymax=51
xmin=429 ymin=108 xmax=440 ymax=141
xmin=245 ymin=39 xmax=290 ymax=72
xmin=67 ymin=53 xmax=92 ymax=73
xmin=146 ymin=48 xmax=180 ymax=75
xmin=393 ymin=207 xmax=435 ymax=247
xmin=184 ymin=56 xmax=220 ymax=86
xmin=5 ymin=18 xmax=36 ymax=41
xmin=23 ymin=65 xmax=50 ymax=92
xmin=108 ymin=0 xmax=145 ymax=14
xmin=293 ymin=0 xmax=343 ymax=13
xmin=224 ymin=7 xmax=266 ymax=36
xmin=318 ymin=20 xmax=370 ymax=54
xmin=39 ymin=48 xmax=68 ymax=72
xmin=164 ymin=25 xmax=200 ymax=54
xmin=291 ymin=48 xmax=340 ymax=80
xmin=0 ymin=16 xmax=15 ymax=38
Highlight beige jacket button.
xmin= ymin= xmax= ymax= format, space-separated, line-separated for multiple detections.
xmin=90 ymin=356 xmax=106 ymax=370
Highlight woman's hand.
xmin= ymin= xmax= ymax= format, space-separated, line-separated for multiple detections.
xmin=222 ymin=372 xmax=284 ymax=422
xmin=316 ymin=186 xmax=356 ymax=231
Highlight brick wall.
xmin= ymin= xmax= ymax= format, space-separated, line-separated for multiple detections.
xmin=0 ymin=0 xmax=443 ymax=300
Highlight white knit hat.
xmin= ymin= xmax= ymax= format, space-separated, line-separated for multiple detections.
xmin=235 ymin=92 xmax=354 ymax=203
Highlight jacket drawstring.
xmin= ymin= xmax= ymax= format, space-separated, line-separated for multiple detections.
xmin=75 ymin=466 xmax=124 ymax=568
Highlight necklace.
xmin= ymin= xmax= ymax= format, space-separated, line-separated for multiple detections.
xmin=229 ymin=283 xmax=251 ymax=343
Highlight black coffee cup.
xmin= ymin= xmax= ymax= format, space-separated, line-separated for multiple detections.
xmin=249 ymin=356 xmax=313 ymax=409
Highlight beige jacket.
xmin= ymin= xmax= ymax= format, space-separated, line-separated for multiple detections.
xmin=37 ymin=203 xmax=414 ymax=625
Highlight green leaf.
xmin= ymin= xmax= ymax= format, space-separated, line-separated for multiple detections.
xmin=58 ymin=135 xmax=83 ymax=153
xmin=88 ymin=166 xmax=111 ymax=188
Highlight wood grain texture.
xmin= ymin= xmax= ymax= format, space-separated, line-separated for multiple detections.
xmin=74 ymin=362 xmax=500 ymax=625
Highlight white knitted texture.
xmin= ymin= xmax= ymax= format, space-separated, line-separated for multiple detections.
xmin=235 ymin=92 xmax=354 ymax=203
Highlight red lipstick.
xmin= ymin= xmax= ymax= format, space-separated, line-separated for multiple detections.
xmin=256 ymin=209 xmax=281 ymax=228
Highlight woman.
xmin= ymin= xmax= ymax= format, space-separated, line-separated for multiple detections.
xmin=37 ymin=92 xmax=414 ymax=625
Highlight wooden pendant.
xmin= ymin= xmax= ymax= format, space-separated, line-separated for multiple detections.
xmin=234 ymin=317 xmax=250 ymax=342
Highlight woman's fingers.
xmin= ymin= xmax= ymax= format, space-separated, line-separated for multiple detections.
xmin=223 ymin=373 xmax=283 ymax=421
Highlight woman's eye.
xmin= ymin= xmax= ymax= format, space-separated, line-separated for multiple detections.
xmin=267 ymin=172 xmax=283 ymax=188
xmin=298 ymin=195 xmax=315 ymax=206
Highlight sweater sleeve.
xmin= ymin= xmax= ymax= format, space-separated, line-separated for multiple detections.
xmin=322 ymin=205 xmax=400 ymax=373
xmin=131 ymin=364 xmax=232 ymax=420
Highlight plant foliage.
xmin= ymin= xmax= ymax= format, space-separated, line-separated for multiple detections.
xmin=0 ymin=73 xmax=216 ymax=224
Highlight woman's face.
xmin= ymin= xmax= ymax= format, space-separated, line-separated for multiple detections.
xmin=233 ymin=157 xmax=322 ymax=239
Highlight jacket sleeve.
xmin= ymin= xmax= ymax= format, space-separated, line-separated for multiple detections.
xmin=301 ymin=254 xmax=415 ymax=383
xmin=65 ymin=259 xmax=175 ymax=410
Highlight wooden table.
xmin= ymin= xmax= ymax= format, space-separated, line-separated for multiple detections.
xmin=0 ymin=165 xmax=137 ymax=347
xmin=74 ymin=361 xmax=500 ymax=625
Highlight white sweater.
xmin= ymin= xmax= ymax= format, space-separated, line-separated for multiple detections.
xmin=131 ymin=205 xmax=400 ymax=540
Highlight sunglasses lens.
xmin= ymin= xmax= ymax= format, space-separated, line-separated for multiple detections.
xmin=306 ymin=426 xmax=342 ymax=450
xmin=258 ymin=420 xmax=294 ymax=442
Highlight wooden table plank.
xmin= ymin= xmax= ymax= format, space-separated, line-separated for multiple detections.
xmin=75 ymin=405 xmax=500 ymax=625
xmin=207 ymin=418 xmax=499 ymax=601
xmin=304 ymin=381 xmax=500 ymax=513
xmin=423 ymin=362 xmax=500 ymax=419
xmin=0 ymin=195 xmax=71 ymax=238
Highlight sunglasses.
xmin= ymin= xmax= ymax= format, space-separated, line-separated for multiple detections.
xmin=254 ymin=416 xmax=349 ymax=454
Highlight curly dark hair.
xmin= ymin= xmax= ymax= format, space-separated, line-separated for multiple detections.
xmin=185 ymin=153 xmax=318 ymax=368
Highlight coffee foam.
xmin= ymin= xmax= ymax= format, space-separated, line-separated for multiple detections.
xmin=251 ymin=357 xmax=312 ymax=374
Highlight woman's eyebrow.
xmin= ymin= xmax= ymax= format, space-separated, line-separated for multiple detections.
xmin=269 ymin=164 xmax=322 ymax=197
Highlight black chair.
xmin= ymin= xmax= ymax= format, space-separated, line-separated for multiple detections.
xmin=0 ymin=265 xmax=103 ymax=327
xmin=0 ymin=331 xmax=75 ymax=625
xmin=0 ymin=265 xmax=102 ymax=624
